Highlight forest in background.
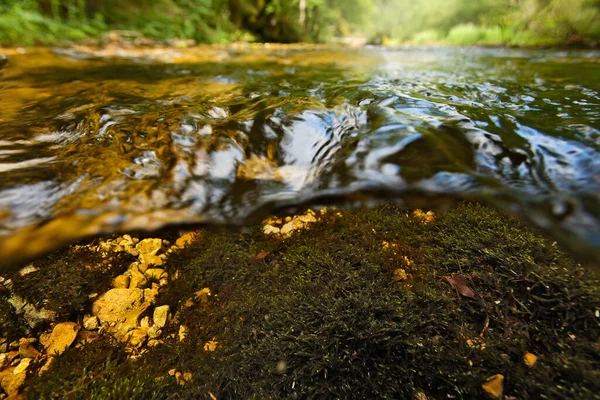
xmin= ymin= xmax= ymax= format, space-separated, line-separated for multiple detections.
xmin=0 ymin=0 xmax=599 ymax=47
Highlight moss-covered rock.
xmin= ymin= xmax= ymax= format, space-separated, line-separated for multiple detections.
xmin=20 ymin=203 xmax=600 ymax=399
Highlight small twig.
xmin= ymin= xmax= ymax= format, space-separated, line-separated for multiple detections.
xmin=455 ymin=255 xmax=464 ymax=275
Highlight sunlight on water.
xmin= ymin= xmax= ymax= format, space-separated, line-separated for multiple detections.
xmin=0 ymin=45 xmax=599 ymax=267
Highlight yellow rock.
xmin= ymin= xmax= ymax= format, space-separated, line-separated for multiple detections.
xmin=145 ymin=268 xmax=166 ymax=281
xmin=203 ymin=340 xmax=218 ymax=352
xmin=46 ymin=322 xmax=80 ymax=356
xmin=482 ymin=374 xmax=504 ymax=399
xmin=139 ymin=253 xmax=163 ymax=266
xmin=413 ymin=209 xmax=435 ymax=224
xmin=122 ymin=328 xmax=148 ymax=348
xmin=524 ymin=352 xmax=537 ymax=367
xmin=393 ymin=268 xmax=408 ymax=281
xmin=175 ymin=232 xmax=197 ymax=249
xmin=195 ymin=288 xmax=211 ymax=304
xmin=0 ymin=366 xmax=26 ymax=396
xmin=111 ymin=274 xmax=130 ymax=288
xmin=178 ymin=325 xmax=188 ymax=342
xmin=13 ymin=358 xmax=31 ymax=375
xmin=135 ymin=238 xmax=162 ymax=256
xmin=263 ymin=224 xmax=280 ymax=235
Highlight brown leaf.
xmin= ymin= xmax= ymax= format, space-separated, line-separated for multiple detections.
xmin=255 ymin=251 xmax=268 ymax=260
xmin=443 ymin=275 xmax=476 ymax=299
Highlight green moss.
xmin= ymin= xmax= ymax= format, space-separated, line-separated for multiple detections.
xmin=10 ymin=245 xmax=128 ymax=323
xmin=25 ymin=203 xmax=600 ymax=399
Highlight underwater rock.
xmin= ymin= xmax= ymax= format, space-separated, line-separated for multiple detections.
xmin=175 ymin=232 xmax=197 ymax=249
xmin=145 ymin=268 xmax=166 ymax=281
xmin=178 ymin=325 xmax=188 ymax=342
xmin=92 ymin=288 xmax=145 ymax=327
xmin=139 ymin=253 xmax=163 ymax=266
xmin=128 ymin=269 xmax=147 ymax=289
xmin=482 ymin=374 xmax=504 ymax=399
xmin=7 ymin=295 xmax=57 ymax=329
xmin=45 ymin=322 xmax=79 ymax=356
xmin=12 ymin=358 xmax=30 ymax=375
xmin=393 ymin=268 xmax=408 ymax=281
xmin=0 ymin=365 xmax=26 ymax=397
xmin=111 ymin=274 xmax=130 ymax=289
xmin=135 ymin=238 xmax=162 ymax=256
xmin=147 ymin=325 xmax=161 ymax=339
xmin=524 ymin=352 xmax=537 ymax=367
xmin=263 ymin=225 xmax=280 ymax=235
xmin=83 ymin=316 xmax=99 ymax=331
xmin=18 ymin=338 xmax=39 ymax=359
xmin=122 ymin=329 xmax=147 ymax=348
xmin=280 ymin=221 xmax=294 ymax=235
xmin=153 ymin=305 xmax=170 ymax=328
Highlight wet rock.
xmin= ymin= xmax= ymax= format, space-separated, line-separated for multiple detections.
xmin=139 ymin=316 xmax=152 ymax=329
xmin=136 ymin=262 xmax=148 ymax=274
xmin=92 ymin=288 xmax=145 ymax=327
xmin=0 ymin=366 xmax=26 ymax=397
xmin=393 ymin=268 xmax=408 ymax=281
xmin=175 ymin=232 xmax=196 ymax=248
xmin=38 ymin=357 xmax=54 ymax=376
xmin=297 ymin=214 xmax=317 ymax=224
xmin=178 ymin=325 xmax=188 ymax=341
xmin=111 ymin=274 xmax=130 ymax=288
xmin=75 ymin=331 xmax=100 ymax=347
xmin=18 ymin=338 xmax=39 ymax=359
xmin=143 ymin=286 xmax=159 ymax=304
xmin=147 ymin=325 xmax=162 ymax=339
xmin=153 ymin=305 xmax=170 ymax=328
xmin=129 ymin=269 xmax=148 ymax=289
xmin=139 ymin=253 xmax=163 ymax=266
xmin=0 ymin=338 xmax=7 ymax=353
xmin=263 ymin=225 xmax=280 ymax=235
xmin=280 ymin=221 xmax=294 ymax=235
xmin=147 ymin=339 xmax=162 ymax=347
xmin=127 ymin=248 xmax=140 ymax=258
xmin=4 ymin=351 xmax=19 ymax=365
xmin=45 ymin=322 xmax=79 ymax=356
xmin=175 ymin=371 xmax=193 ymax=385
xmin=195 ymin=288 xmax=211 ymax=305
xmin=7 ymin=295 xmax=57 ymax=329
xmin=83 ymin=316 xmax=99 ymax=331
xmin=135 ymin=238 xmax=162 ymax=256
xmin=291 ymin=219 xmax=304 ymax=230
xmin=122 ymin=329 xmax=147 ymax=348
xmin=12 ymin=358 xmax=30 ymax=375
xmin=524 ymin=352 xmax=537 ymax=367
xmin=145 ymin=268 xmax=166 ymax=281
xmin=203 ymin=340 xmax=218 ymax=352
xmin=0 ymin=354 xmax=8 ymax=370
xmin=482 ymin=374 xmax=504 ymax=399
xmin=18 ymin=264 xmax=38 ymax=276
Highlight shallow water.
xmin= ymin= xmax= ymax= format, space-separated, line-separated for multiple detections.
xmin=0 ymin=45 xmax=599 ymax=267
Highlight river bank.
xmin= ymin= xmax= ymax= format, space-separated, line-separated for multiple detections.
xmin=1 ymin=202 xmax=598 ymax=399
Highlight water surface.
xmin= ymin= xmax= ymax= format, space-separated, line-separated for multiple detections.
xmin=0 ymin=45 xmax=599 ymax=267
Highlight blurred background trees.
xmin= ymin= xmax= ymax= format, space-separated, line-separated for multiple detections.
xmin=0 ymin=0 xmax=598 ymax=46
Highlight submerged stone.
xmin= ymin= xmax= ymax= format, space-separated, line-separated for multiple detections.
xmin=45 ymin=322 xmax=79 ymax=356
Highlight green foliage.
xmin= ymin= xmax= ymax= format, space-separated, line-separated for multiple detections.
xmin=0 ymin=5 xmax=105 ymax=46
xmin=0 ymin=0 xmax=597 ymax=46
xmin=372 ymin=0 xmax=600 ymax=47
xmin=445 ymin=24 xmax=506 ymax=46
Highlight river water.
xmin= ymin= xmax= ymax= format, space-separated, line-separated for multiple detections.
xmin=0 ymin=45 xmax=598 ymax=268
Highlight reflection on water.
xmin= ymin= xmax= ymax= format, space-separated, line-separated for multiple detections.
xmin=0 ymin=45 xmax=599 ymax=267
